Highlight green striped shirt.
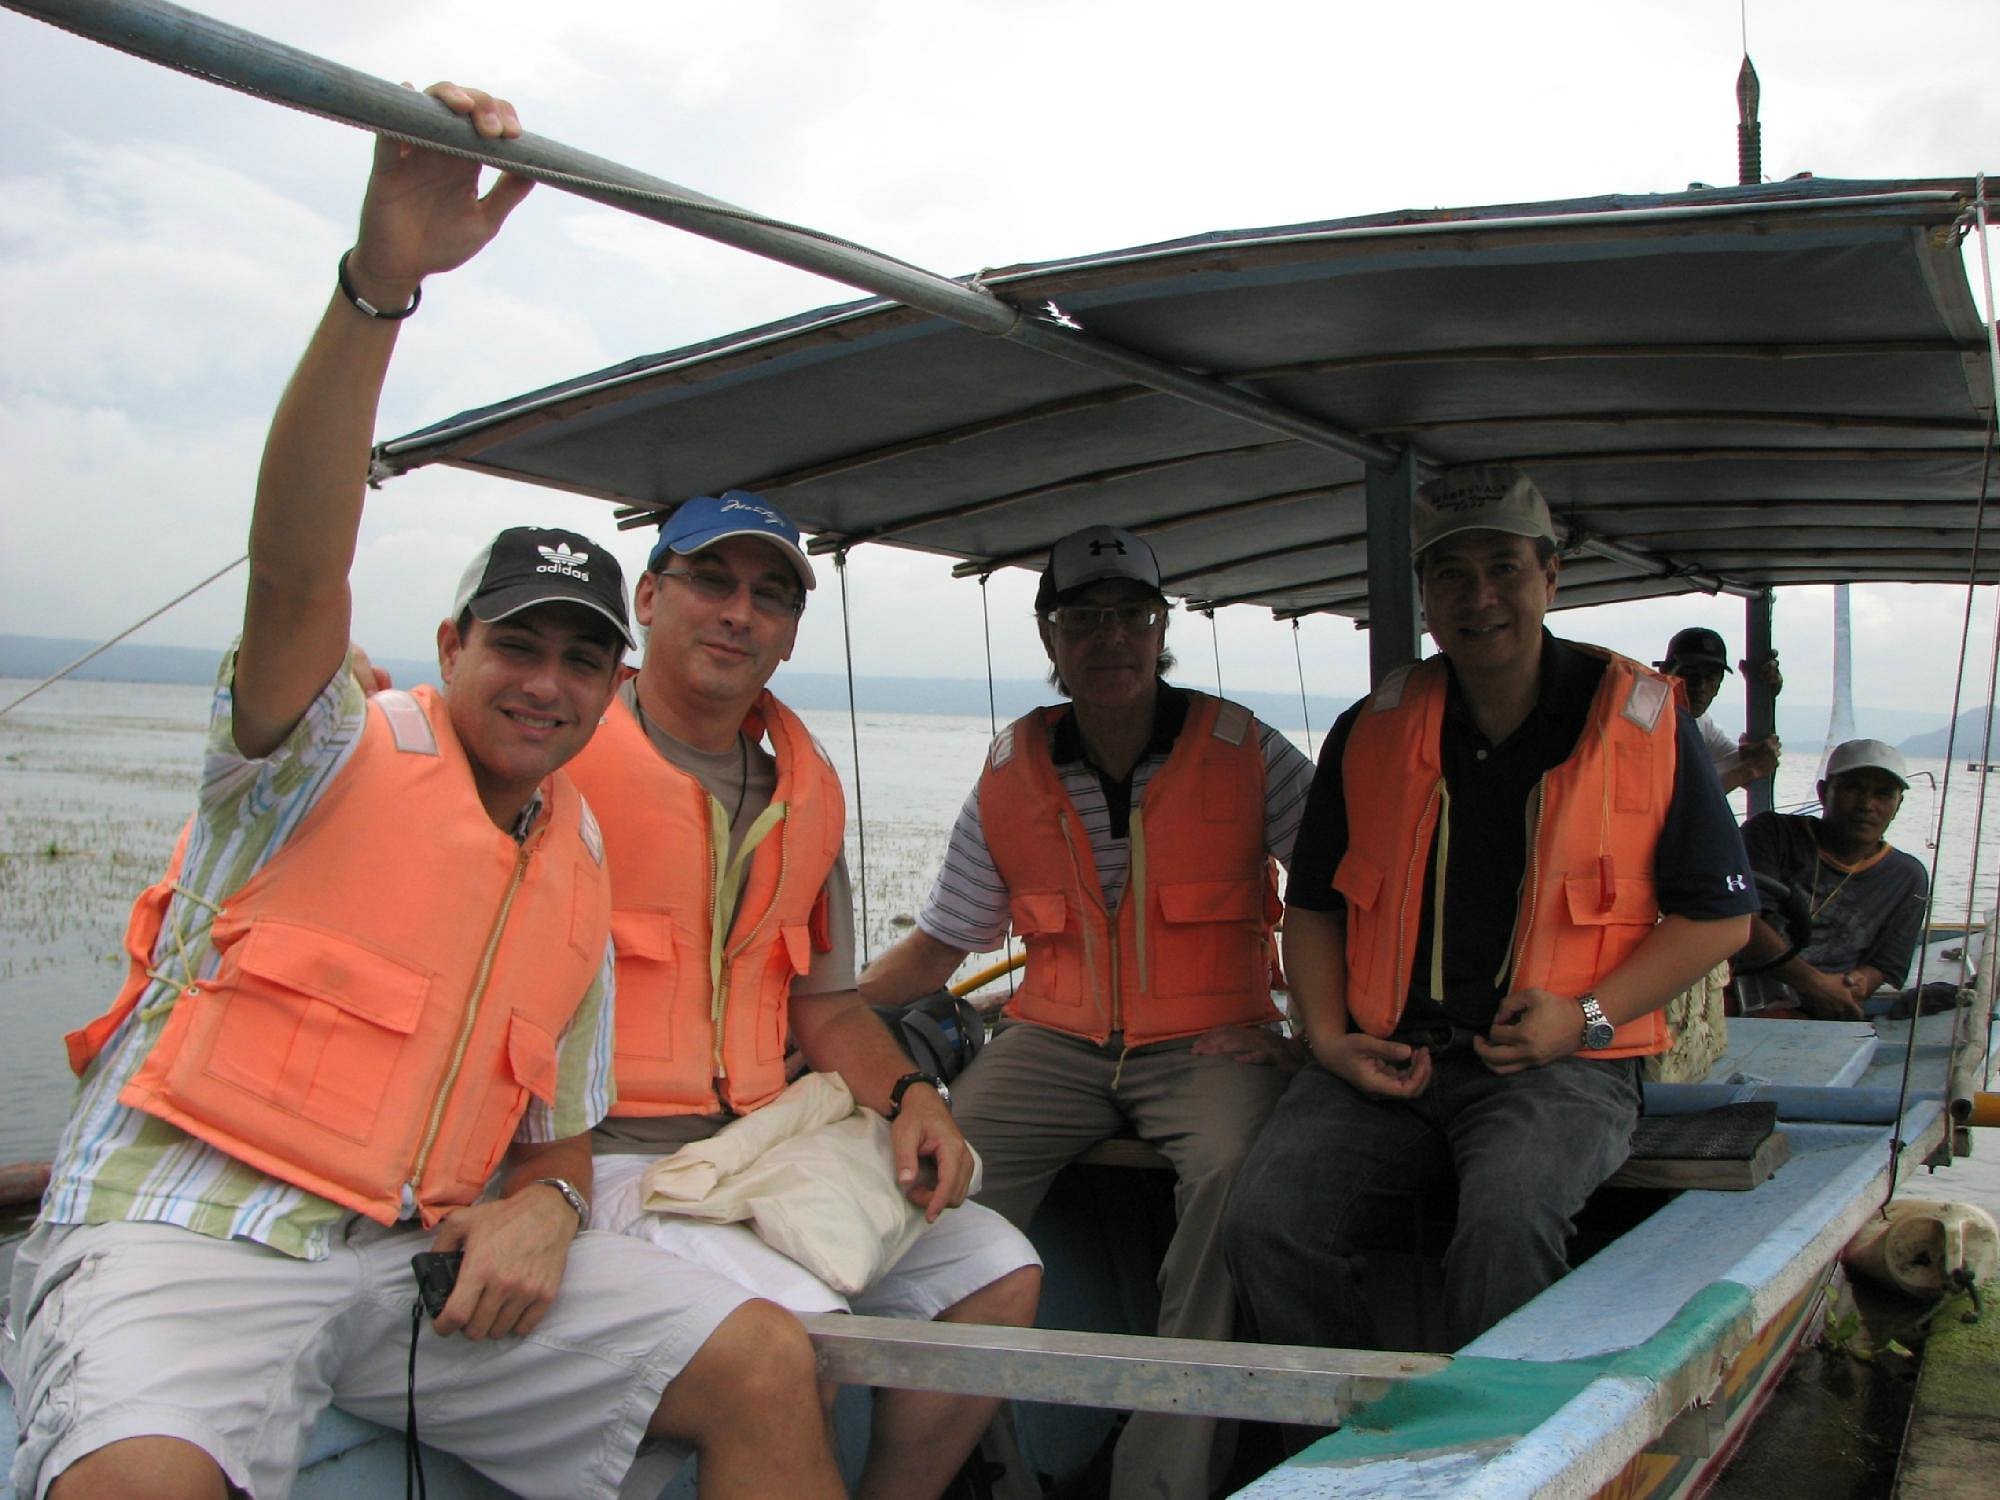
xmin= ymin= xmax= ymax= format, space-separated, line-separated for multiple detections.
xmin=40 ymin=649 xmax=617 ymax=1260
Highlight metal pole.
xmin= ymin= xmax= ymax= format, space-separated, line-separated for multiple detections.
xmin=5 ymin=0 xmax=1399 ymax=471
xmin=1365 ymin=451 xmax=1421 ymax=685
xmin=1745 ymin=589 xmax=1777 ymax=815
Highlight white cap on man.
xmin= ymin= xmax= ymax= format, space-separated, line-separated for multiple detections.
xmin=1824 ymin=738 xmax=1910 ymax=790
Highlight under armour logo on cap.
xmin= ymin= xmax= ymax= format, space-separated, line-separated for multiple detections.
xmin=1037 ymin=524 xmax=1163 ymax=612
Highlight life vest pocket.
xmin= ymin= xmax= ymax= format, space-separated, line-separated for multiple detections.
xmin=609 ymin=910 xmax=680 ymax=1063
xmin=764 ymin=925 xmax=813 ymax=1061
xmin=1548 ymin=873 xmax=1661 ymax=993
xmin=1331 ymin=851 xmax=1386 ymax=988
xmin=1153 ymin=879 xmax=1268 ymax=999
xmin=193 ymin=920 xmax=433 ymax=1143
xmin=1008 ymin=892 xmax=1084 ymax=1011
xmin=454 ymin=1010 xmax=560 ymax=1189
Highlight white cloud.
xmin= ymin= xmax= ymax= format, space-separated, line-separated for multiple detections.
xmin=3 ymin=0 xmax=1996 ymax=722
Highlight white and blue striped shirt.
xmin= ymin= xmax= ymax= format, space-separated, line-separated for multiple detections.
xmin=917 ymin=693 xmax=1315 ymax=954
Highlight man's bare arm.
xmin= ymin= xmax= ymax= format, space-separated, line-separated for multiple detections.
xmin=1479 ymin=912 xmax=1751 ymax=1072
xmin=856 ymin=928 xmax=970 ymax=1007
xmin=232 ymin=83 xmax=532 ymax=758
xmin=430 ymin=1134 xmax=591 ymax=1340
xmin=791 ymin=989 xmax=974 ymax=1221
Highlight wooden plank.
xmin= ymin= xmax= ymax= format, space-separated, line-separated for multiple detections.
xmin=800 ymin=1313 xmax=1448 ymax=1426
xmin=1604 ymin=1131 xmax=1793 ymax=1191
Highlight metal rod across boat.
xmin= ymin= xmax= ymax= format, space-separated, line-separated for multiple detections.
xmin=6 ymin=0 xmax=1398 ymax=471
xmin=799 ymin=1315 xmax=1447 ymax=1426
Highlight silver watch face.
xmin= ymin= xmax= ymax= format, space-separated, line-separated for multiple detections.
xmin=1579 ymin=996 xmax=1616 ymax=1050
xmin=933 ymin=1079 xmax=952 ymax=1109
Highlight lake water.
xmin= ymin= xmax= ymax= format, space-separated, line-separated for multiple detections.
xmin=4 ymin=675 xmax=1999 ymax=1192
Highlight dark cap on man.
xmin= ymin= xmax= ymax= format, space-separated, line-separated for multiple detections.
xmin=1658 ymin=627 xmax=1733 ymax=676
xmin=453 ymin=526 xmax=635 ymax=649
xmin=647 ymin=490 xmax=817 ymax=593
xmin=1035 ymin=525 xmax=1165 ymax=613
xmin=1411 ymin=464 xmax=1559 ymax=557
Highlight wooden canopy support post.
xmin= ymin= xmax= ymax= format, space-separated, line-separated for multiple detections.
xmin=1366 ymin=450 xmax=1420 ymax=686
xmin=799 ymin=1315 xmax=1446 ymax=1427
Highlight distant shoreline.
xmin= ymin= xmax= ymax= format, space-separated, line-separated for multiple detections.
xmin=0 ymin=632 xmax=1956 ymax=746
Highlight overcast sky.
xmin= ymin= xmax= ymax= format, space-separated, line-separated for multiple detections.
xmin=3 ymin=0 xmax=1997 ymax=722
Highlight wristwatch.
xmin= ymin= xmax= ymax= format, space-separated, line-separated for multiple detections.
xmin=532 ymin=1176 xmax=590 ymax=1231
xmin=889 ymin=1070 xmax=951 ymax=1117
xmin=1577 ymin=994 xmax=1617 ymax=1051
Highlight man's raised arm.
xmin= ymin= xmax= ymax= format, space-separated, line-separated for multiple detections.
xmin=232 ymin=83 xmax=533 ymax=758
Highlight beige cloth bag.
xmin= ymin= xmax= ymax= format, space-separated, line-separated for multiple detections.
xmin=639 ymin=1072 xmax=982 ymax=1293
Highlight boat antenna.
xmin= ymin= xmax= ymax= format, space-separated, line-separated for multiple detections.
xmin=978 ymin=573 xmax=1000 ymax=741
xmin=0 ymin=552 xmax=246 ymax=719
xmin=1736 ymin=15 xmax=1762 ymax=186
xmin=1291 ymin=620 xmax=1316 ymax=759
xmin=833 ymin=547 xmax=872 ymax=963
xmin=1205 ymin=609 xmax=1224 ymax=696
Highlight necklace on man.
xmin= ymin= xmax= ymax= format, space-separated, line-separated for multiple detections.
xmin=634 ymin=693 xmax=751 ymax=828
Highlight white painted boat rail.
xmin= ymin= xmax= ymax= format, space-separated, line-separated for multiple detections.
xmin=799 ymin=1315 xmax=1447 ymax=1428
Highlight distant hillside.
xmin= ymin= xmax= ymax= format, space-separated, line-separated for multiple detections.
xmin=0 ymin=635 xmax=441 ymax=690
xmin=1900 ymin=706 xmax=2000 ymax=759
xmin=1 ymin=634 xmax=1356 ymax=733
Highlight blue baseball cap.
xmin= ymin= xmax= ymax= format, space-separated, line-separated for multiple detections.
xmin=646 ymin=490 xmax=817 ymax=592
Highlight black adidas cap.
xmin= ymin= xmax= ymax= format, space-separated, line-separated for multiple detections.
xmin=451 ymin=527 xmax=635 ymax=650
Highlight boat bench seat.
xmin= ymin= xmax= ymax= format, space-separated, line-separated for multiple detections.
xmin=1075 ymin=1098 xmax=1790 ymax=1192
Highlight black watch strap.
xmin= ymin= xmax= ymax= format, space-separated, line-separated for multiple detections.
xmin=889 ymin=1070 xmax=948 ymax=1117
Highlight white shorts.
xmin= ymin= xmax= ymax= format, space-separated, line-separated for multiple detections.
xmin=5 ymin=1215 xmax=752 ymax=1500
xmin=591 ymin=1152 xmax=1041 ymax=1318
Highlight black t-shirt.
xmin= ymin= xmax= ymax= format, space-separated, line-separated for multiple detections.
xmin=1287 ymin=633 xmax=1757 ymax=1030
xmin=1740 ymin=812 xmax=1929 ymax=988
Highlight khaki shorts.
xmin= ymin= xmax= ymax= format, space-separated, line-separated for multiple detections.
xmin=6 ymin=1215 xmax=753 ymax=1500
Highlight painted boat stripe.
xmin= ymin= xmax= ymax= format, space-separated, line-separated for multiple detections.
xmin=1287 ymin=1281 xmax=1755 ymax=1467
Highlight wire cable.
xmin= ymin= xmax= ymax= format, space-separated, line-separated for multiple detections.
xmin=834 ymin=549 xmax=871 ymax=963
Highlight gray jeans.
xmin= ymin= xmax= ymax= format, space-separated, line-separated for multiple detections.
xmin=1223 ymin=1048 xmax=1641 ymax=1353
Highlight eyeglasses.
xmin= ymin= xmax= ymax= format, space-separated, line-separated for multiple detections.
xmin=1046 ymin=602 xmax=1167 ymax=637
xmin=658 ymin=567 xmax=803 ymax=619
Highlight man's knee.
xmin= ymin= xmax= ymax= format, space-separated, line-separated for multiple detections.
xmin=47 ymin=1435 xmax=230 ymax=1500
xmin=940 ymin=1263 xmax=1040 ymax=1328
xmin=649 ymin=1299 xmax=821 ymax=1442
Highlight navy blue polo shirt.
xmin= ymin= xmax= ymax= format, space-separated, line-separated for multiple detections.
xmin=1287 ymin=633 xmax=1756 ymax=1031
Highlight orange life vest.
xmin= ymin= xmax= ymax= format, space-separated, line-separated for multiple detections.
xmin=979 ymin=691 xmax=1281 ymax=1045
xmin=67 ymin=686 xmax=610 ymax=1225
xmin=1334 ymin=650 xmax=1677 ymax=1058
xmin=565 ymin=692 xmax=846 ymax=1115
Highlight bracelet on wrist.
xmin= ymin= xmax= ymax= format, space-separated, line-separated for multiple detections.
xmin=336 ymin=249 xmax=422 ymax=321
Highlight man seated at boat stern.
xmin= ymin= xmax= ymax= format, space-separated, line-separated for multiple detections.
xmin=569 ymin=489 xmax=1042 ymax=1500
xmin=7 ymin=87 xmax=856 ymax=1500
xmin=1223 ymin=464 xmax=1756 ymax=1360
xmin=1731 ymin=739 xmax=1929 ymax=1020
xmin=857 ymin=524 xmax=1318 ymax=1500
xmin=1657 ymin=625 xmax=1784 ymax=794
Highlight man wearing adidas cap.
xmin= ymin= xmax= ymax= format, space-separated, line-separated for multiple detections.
xmin=1733 ymin=738 xmax=1929 ymax=1019
xmin=1226 ymin=464 xmax=1756 ymax=1362
xmin=859 ymin=523 xmax=1317 ymax=1500
xmin=563 ymin=488 xmax=1042 ymax=1500
xmin=9 ymin=84 xmax=868 ymax=1500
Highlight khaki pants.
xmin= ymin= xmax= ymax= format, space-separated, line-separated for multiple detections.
xmin=951 ymin=1021 xmax=1289 ymax=1500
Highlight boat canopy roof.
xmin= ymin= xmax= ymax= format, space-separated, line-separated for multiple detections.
xmin=378 ymin=176 xmax=1998 ymax=620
